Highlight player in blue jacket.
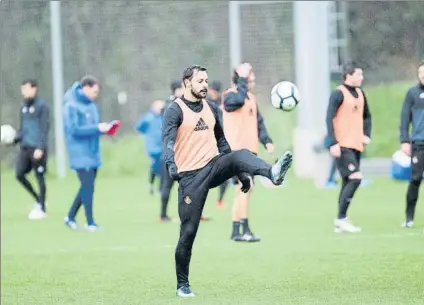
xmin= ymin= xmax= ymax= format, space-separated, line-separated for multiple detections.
xmin=62 ymin=76 xmax=112 ymax=232
xmin=135 ymin=100 xmax=165 ymax=195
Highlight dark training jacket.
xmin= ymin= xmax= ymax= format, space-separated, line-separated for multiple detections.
xmin=17 ymin=97 xmax=50 ymax=150
xmin=399 ymin=83 xmax=424 ymax=144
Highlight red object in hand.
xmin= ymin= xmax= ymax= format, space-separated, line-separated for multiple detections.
xmin=106 ymin=120 xmax=121 ymax=135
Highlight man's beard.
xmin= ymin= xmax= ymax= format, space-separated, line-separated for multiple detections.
xmin=191 ymin=89 xmax=207 ymax=99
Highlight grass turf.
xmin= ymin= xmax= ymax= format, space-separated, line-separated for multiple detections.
xmin=1 ymin=170 xmax=423 ymax=305
xmin=0 ymin=80 xmax=421 ymax=304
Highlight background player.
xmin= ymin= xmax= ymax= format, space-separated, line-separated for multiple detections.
xmin=207 ymin=80 xmax=230 ymax=207
xmin=162 ymin=64 xmax=292 ymax=297
xmin=14 ymin=78 xmax=50 ymax=220
xmin=326 ymin=62 xmax=372 ymax=233
xmin=63 ymin=76 xmax=112 ymax=232
xmin=158 ymin=81 xmax=183 ymax=221
xmin=135 ymin=100 xmax=165 ymax=195
xmin=222 ymin=63 xmax=275 ymax=242
xmin=399 ymin=60 xmax=424 ymax=228
xmin=206 ymin=80 xmax=222 ymax=105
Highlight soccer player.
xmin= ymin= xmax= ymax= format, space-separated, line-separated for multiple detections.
xmin=13 ymin=78 xmax=50 ymax=220
xmin=160 ymin=81 xmax=211 ymax=221
xmin=222 ymin=63 xmax=274 ymax=242
xmin=158 ymin=81 xmax=183 ymax=222
xmin=399 ymin=60 xmax=424 ymax=228
xmin=207 ymin=80 xmax=222 ymax=105
xmin=62 ymin=76 xmax=112 ymax=231
xmin=135 ymin=100 xmax=165 ymax=195
xmin=162 ymin=64 xmax=292 ymax=297
xmin=326 ymin=62 xmax=372 ymax=233
xmin=207 ymin=80 xmax=230 ymax=207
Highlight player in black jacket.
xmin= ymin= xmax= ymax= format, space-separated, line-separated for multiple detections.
xmin=399 ymin=61 xmax=424 ymax=228
xmin=14 ymin=79 xmax=50 ymax=220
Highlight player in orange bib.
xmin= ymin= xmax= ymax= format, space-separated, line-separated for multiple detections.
xmin=162 ymin=65 xmax=292 ymax=297
xmin=326 ymin=62 xmax=372 ymax=233
xmin=221 ymin=63 xmax=275 ymax=242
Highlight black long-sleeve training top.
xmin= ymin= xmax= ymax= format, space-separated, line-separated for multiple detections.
xmin=162 ymin=97 xmax=231 ymax=171
xmin=17 ymin=97 xmax=50 ymax=150
xmin=399 ymin=83 xmax=424 ymax=144
xmin=326 ymin=84 xmax=372 ymax=146
xmin=222 ymin=77 xmax=273 ymax=146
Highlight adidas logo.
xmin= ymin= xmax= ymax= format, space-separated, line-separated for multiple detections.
xmin=194 ymin=118 xmax=209 ymax=131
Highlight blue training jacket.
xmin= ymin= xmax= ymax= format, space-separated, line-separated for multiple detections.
xmin=63 ymin=82 xmax=102 ymax=170
xmin=135 ymin=110 xmax=163 ymax=156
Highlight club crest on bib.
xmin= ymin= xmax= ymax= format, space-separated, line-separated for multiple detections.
xmin=412 ymin=156 xmax=419 ymax=164
xmin=184 ymin=196 xmax=192 ymax=204
xmin=348 ymin=163 xmax=356 ymax=171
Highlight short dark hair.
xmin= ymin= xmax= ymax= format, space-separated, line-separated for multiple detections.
xmin=182 ymin=65 xmax=207 ymax=85
xmin=342 ymin=61 xmax=360 ymax=80
xmin=418 ymin=60 xmax=424 ymax=69
xmin=21 ymin=78 xmax=38 ymax=87
xmin=210 ymin=80 xmax=222 ymax=92
xmin=80 ymin=75 xmax=99 ymax=88
xmin=170 ymin=80 xmax=182 ymax=93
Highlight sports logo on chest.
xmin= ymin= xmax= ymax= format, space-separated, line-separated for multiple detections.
xmin=420 ymin=92 xmax=424 ymax=99
xmin=194 ymin=117 xmax=209 ymax=131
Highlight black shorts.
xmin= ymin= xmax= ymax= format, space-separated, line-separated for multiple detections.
xmin=410 ymin=145 xmax=424 ymax=181
xmin=335 ymin=148 xmax=361 ymax=178
xmin=15 ymin=146 xmax=48 ymax=176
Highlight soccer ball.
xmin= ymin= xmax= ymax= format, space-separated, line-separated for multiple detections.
xmin=270 ymin=81 xmax=300 ymax=112
xmin=1 ymin=124 xmax=17 ymax=145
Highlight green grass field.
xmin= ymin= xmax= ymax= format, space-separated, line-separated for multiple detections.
xmin=1 ymin=166 xmax=423 ymax=305
xmin=1 ymin=80 xmax=422 ymax=304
